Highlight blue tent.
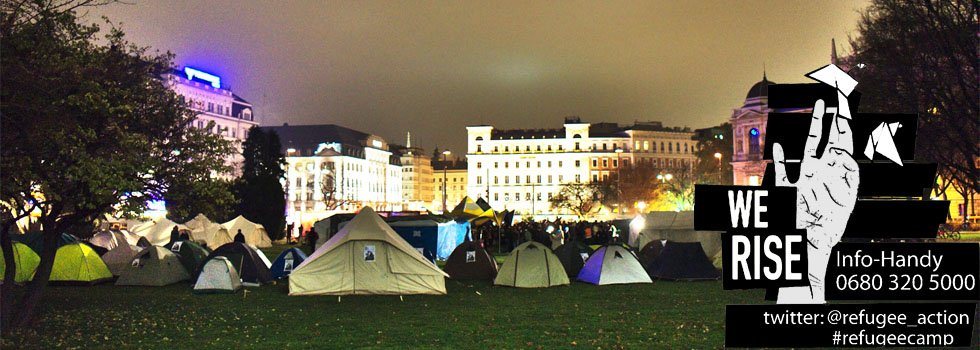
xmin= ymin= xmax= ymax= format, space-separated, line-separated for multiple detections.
xmin=270 ymin=247 xmax=308 ymax=279
xmin=388 ymin=220 xmax=440 ymax=262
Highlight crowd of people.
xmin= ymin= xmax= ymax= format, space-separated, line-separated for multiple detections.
xmin=475 ymin=219 xmax=627 ymax=253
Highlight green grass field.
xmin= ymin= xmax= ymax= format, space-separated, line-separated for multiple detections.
xmin=2 ymin=245 xmax=763 ymax=349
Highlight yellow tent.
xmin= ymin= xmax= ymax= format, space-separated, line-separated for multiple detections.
xmin=0 ymin=242 xmax=40 ymax=283
xmin=289 ymin=207 xmax=448 ymax=295
xmin=50 ymin=243 xmax=113 ymax=284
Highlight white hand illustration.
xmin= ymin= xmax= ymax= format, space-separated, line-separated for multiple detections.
xmin=775 ymin=99 xmax=859 ymax=304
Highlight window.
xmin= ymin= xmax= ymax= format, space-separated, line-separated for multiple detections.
xmin=515 ymin=162 xmax=520 ymax=168
xmin=558 ymin=145 xmax=563 ymax=151
xmin=494 ymin=193 xmax=499 ymax=201
xmin=575 ymin=160 xmax=580 ymax=167
xmin=548 ymin=175 xmax=553 ymax=183
xmin=526 ymin=146 xmax=530 ymax=152
xmin=515 ymin=193 xmax=520 ymax=201
xmin=575 ymin=174 xmax=581 ymax=182
xmin=504 ymin=162 xmax=509 ymax=168
xmin=558 ymin=175 xmax=563 ymax=182
xmin=477 ymin=145 xmax=482 ymax=153
xmin=603 ymin=143 xmax=608 ymax=151
xmin=661 ymin=142 xmax=665 ymax=152
xmin=684 ymin=144 xmax=689 ymax=153
xmin=558 ymin=161 xmax=563 ymax=167
xmin=537 ymin=161 xmax=541 ymax=168
xmin=504 ymin=176 xmax=509 ymax=184
xmin=547 ymin=145 xmax=552 ymax=151
xmin=602 ymin=159 xmax=608 ymax=167
xmin=475 ymin=136 xmax=484 ymax=141
xmin=477 ymin=162 xmax=482 ymax=169
xmin=635 ymin=141 xmax=640 ymax=150
xmin=592 ymin=174 xmax=598 ymax=182
xmin=613 ymin=159 xmax=618 ymax=167
xmin=537 ymin=175 xmax=542 ymax=183
xmin=644 ymin=141 xmax=650 ymax=151
xmin=547 ymin=161 xmax=552 ymax=168
xmin=536 ymin=145 xmax=541 ymax=151
xmin=547 ymin=192 xmax=552 ymax=200
xmin=748 ymin=175 xmax=760 ymax=186
xmin=575 ymin=142 xmax=580 ymax=150
xmin=525 ymin=193 xmax=531 ymax=201
xmin=494 ymin=146 xmax=499 ymax=152
xmin=515 ymin=176 xmax=520 ymax=184
xmin=505 ymin=146 xmax=509 ymax=152
xmin=494 ymin=176 xmax=499 ymax=184
xmin=207 ymin=102 xmax=214 ymax=112
xmin=526 ymin=175 xmax=531 ymax=183
xmin=217 ymin=105 xmax=223 ymax=115
xmin=494 ymin=162 xmax=499 ymax=168
xmin=526 ymin=161 xmax=530 ymax=168
xmin=668 ymin=143 xmax=673 ymax=153
xmin=592 ymin=159 xmax=598 ymax=167
xmin=603 ymin=174 xmax=609 ymax=181
xmin=537 ymin=193 xmax=542 ymax=200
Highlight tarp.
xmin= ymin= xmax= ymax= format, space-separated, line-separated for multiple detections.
xmin=450 ymin=196 xmax=495 ymax=225
xmin=577 ymin=245 xmax=652 ymax=285
xmin=289 ymin=207 xmax=448 ymax=296
xmin=116 ymin=246 xmax=190 ymax=286
xmin=50 ymin=243 xmax=113 ymax=284
xmin=101 ymin=244 xmax=140 ymax=276
xmin=165 ymin=240 xmax=210 ymax=276
xmin=0 ymin=242 xmax=39 ymax=283
xmin=644 ymin=241 xmax=720 ymax=281
xmin=222 ymin=216 xmax=272 ymax=248
xmin=437 ymin=221 xmax=470 ymax=260
xmin=200 ymin=242 xmax=272 ymax=285
xmin=183 ymin=214 xmax=234 ymax=249
xmin=553 ymin=240 xmax=594 ymax=278
xmin=443 ymin=240 xmax=497 ymax=281
xmin=194 ymin=256 xmax=241 ymax=293
xmin=494 ymin=241 xmax=569 ymax=288
xmin=130 ymin=218 xmax=189 ymax=246
xmin=271 ymin=247 xmax=307 ymax=279
xmin=11 ymin=231 xmax=77 ymax=255
xmin=388 ymin=220 xmax=439 ymax=262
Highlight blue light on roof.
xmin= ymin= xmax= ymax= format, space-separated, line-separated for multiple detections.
xmin=184 ymin=67 xmax=221 ymax=88
xmin=749 ymin=128 xmax=760 ymax=136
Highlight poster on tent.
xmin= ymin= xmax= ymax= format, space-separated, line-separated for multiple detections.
xmin=465 ymin=250 xmax=476 ymax=263
xmin=363 ymin=245 xmax=376 ymax=262
xmin=693 ymin=65 xmax=979 ymax=348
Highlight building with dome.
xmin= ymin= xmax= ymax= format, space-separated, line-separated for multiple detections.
xmin=730 ymin=74 xmax=775 ymax=186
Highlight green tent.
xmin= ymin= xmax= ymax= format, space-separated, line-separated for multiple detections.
xmin=0 ymin=242 xmax=40 ymax=283
xmin=494 ymin=241 xmax=569 ymax=288
xmin=50 ymin=243 xmax=113 ymax=285
xmin=116 ymin=246 xmax=190 ymax=286
xmin=165 ymin=240 xmax=210 ymax=276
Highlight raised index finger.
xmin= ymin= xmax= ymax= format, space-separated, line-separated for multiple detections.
xmin=804 ymin=99 xmax=826 ymax=159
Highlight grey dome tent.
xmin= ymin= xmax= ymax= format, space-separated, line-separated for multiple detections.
xmin=443 ymin=240 xmax=497 ymax=281
xmin=200 ymin=242 xmax=272 ymax=285
xmin=553 ymin=240 xmax=594 ymax=278
xmin=194 ymin=256 xmax=241 ymax=293
xmin=644 ymin=241 xmax=720 ymax=280
xmin=101 ymin=243 xmax=140 ymax=276
xmin=115 ymin=246 xmax=190 ymax=286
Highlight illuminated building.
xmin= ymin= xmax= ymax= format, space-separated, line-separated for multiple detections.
xmin=432 ymin=160 xmax=467 ymax=213
xmin=466 ymin=117 xmax=696 ymax=217
xmin=392 ymin=132 xmax=436 ymax=211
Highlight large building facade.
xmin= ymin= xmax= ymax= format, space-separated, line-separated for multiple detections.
xmin=432 ymin=160 xmax=467 ymax=213
xmin=466 ymin=118 xmax=696 ymax=217
xmin=164 ymin=67 xmax=257 ymax=173
xmin=396 ymin=133 xmax=436 ymax=211
xmin=265 ymin=124 xmax=403 ymax=231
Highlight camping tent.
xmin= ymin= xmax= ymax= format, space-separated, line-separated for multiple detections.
xmin=200 ymin=242 xmax=272 ymax=285
xmin=88 ymin=230 xmax=131 ymax=251
xmin=632 ymin=211 xmax=722 ymax=268
xmin=443 ymin=240 xmax=497 ymax=280
xmin=313 ymin=213 xmax=357 ymax=249
xmin=116 ymin=246 xmax=191 ymax=286
xmin=270 ymin=247 xmax=307 ymax=279
xmin=49 ymin=243 xmax=113 ymax=284
xmin=255 ymin=248 xmax=272 ymax=268
xmin=0 ymin=242 xmax=39 ymax=283
xmin=553 ymin=240 xmax=594 ymax=278
xmin=183 ymin=214 xmax=234 ymax=249
xmin=289 ymin=207 xmax=449 ymax=296
xmin=130 ymin=218 xmax=189 ymax=246
xmin=494 ymin=241 xmax=569 ymax=288
xmin=11 ymin=231 xmax=77 ymax=255
xmin=194 ymin=256 xmax=242 ymax=293
xmin=165 ymin=240 xmax=210 ymax=276
xmin=637 ymin=240 xmax=665 ymax=268
xmin=136 ymin=237 xmax=152 ymax=248
xmin=388 ymin=220 xmax=439 ymax=262
xmin=101 ymin=243 xmax=141 ymax=276
xmin=644 ymin=241 xmax=720 ymax=280
xmin=577 ymin=245 xmax=652 ymax=285
xmin=222 ymin=216 xmax=272 ymax=248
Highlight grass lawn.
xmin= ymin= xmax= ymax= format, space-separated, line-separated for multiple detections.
xmin=2 ymin=244 xmax=763 ymax=349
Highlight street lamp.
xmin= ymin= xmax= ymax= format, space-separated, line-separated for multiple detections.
xmin=615 ymin=148 xmax=623 ymax=214
xmin=714 ymin=152 xmax=723 ymax=183
xmin=656 ymin=173 xmax=673 ymax=183
xmin=441 ymin=150 xmax=451 ymax=214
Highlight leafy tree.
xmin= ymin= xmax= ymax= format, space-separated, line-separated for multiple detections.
xmin=238 ymin=128 xmax=286 ymax=241
xmin=0 ymin=0 xmax=230 ymax=331
xmin=693 ymin=123 xmax=733 ymax=185
xmin=595 ymin=163 xmax=662 ymax=214
xmin=550 ymin=183 xmax=603 ymax=218
xmin=847 ymin=0 xmax=977 ymax=216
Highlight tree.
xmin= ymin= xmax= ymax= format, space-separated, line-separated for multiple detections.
xmin=238 ymin=128 xmax=286 ymax=241
xmin=595 ymin=163 xmax=662 ymax=214
xmin=847 ymin=0 xmax=978 ymax=216
xmin=693 ymin=123 xmax=733 ymax=185
xmin=1 ymin=0 xmax=230 ymax=330
xmin=550 ymin=183 xmax=603 ymax=218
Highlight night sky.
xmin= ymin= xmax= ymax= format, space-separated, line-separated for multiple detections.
xmin=88 ymin=0 xmax=867 ymax=155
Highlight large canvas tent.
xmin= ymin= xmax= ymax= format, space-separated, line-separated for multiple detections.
xmin=101 ymin=243 xmax=140 ymax=276
xmin=632 ymin=211 xmax=722 ymax=269
xmin=289 ymin=207 xmax=449 ymax=296
xmin=0 ymin=242 xmax=39 ymax=283
xmin=130 ymin=218 xmax=189 ymax=246
xmin=200 ymin=242 xmax=272 ymax=285
xmin=270 ymin=247 xmax=307 ymax=279
xmin=222 ymin=216 xmax=272 ymax=248
xmin=49 ymin=243 xmax=113 ymax=284
xmin=115 ymin=246 xmax=190 ymax=286
xmin=183 ymin=214 xmax=234 ymax=249
xmin=165 ymin=240 xmax=210 ymax=276
xmin=313 ymin=213 xmax=357 ymax=249
xmin=553 ymin=240 xmax=594 ymax=278
xmin=443 ymin=240 xmax=497 ymax=280
xmin=577 ymin=245 xmax=652 ymax=285
xmin=644 ymin=241 xmax=720 ymax=281
xmin=194 ymin=256 xmax=242 ymax=293
xmin=494 ymin=241 xmax=569 ymax=288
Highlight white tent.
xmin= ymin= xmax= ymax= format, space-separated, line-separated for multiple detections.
xmin=130 ymin=218 xmax=189 ymax=246
xmin=577 ymin=245 xmax=652 ymax=285
xmin=222 ymin=216 xmax=272 ymax=248
xmin=289 ymin=207 xmax=448 ymax=296
xmin=183 ymin=214 xmax=234 ymax=249
xmin=194 ymin=256 xmax=242 ymax=293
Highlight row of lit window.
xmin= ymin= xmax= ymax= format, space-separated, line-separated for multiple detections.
xmin=491 ymin=192 xmax=553 ymax=202
xmin=475 ymin=141 xmax=694 ymax=154
xmin=475 ymin=174 xmax=580 ymax=185
xmin=477 ymin=160 xmax=574 ymax=169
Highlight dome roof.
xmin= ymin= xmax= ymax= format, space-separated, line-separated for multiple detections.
xmin=745 ymin=76 xmax=774 ymax=99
